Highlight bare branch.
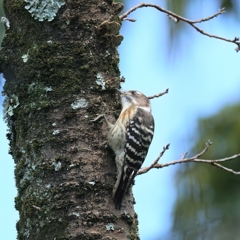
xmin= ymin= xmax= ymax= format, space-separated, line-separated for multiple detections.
xmin=168 ymin=14 xmax=179 ymax=23
xmin=148 ymin=88 xmax=169 ymax=99
xmin=119 ymin=3 xmax=240 ymax=51
xmin=122 ymin=18 xmax=136 ymax=22
xmin=181 ymin=152 xmax=188 ymax=159
xmin=137 ymin=144 xmax=170 ymax=175
xmin=196 ymin=153 xmax=240 ymax=163
xmin=189 ymin=7 xmax=226 ymax=24
xmin=119 ymin=3 xmax=189 ymax=21
xmin=189 ymin=24 xmax=240 ymax=52
xmin=138 ymin=140 xmax=240 ymax=176
xmin=119 ymin=3 xmax=224 ymax=23
xmin=209 ymin=162 xmax=240 ymax=175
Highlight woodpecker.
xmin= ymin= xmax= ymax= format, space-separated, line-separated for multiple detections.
xmin=107 ymin=89 xmax=154 ymax=209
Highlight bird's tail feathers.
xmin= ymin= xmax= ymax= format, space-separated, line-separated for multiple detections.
xmin=113 ymin=169 xmax=136 ymax=209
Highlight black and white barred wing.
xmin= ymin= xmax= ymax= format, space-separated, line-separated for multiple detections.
xmin=125 ymin=108 xmax=154 ymax=172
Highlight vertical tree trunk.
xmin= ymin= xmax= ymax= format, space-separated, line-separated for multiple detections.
xmin=0 ymin=0 xmax=139 ymax=239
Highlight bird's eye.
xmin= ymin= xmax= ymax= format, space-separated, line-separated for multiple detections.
xmin=131 ymin=91 xmax=136 ymax=95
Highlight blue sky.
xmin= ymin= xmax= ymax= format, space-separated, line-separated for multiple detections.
xmin=0 ymin=78 xmax=18 ymax=240
xmin=1 ymin=0 xmax=240 ymax=239
xmin=119 ymin=0 xmax=240 ymax=239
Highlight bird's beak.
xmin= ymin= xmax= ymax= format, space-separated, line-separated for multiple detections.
xmin=115 ymin=88 xmax=123 ymax=94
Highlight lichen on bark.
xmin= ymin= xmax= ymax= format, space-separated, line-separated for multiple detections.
xmin=0 ymin=0 xmax=140 ymax=239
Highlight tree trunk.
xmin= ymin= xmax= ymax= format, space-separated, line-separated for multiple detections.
xmin=0 ymin=0 xmax=139 ymax=239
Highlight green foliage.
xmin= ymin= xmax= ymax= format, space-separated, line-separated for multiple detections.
xmin=221 ymin=0 xmax=236 ymax=14
xmin=171 ymin=103 xmax=240 ymax=239
xmin=167 ymin=0 xmax=238 ymax=18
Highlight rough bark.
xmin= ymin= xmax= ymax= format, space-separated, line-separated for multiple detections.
xmin=0 ymin=0 xmax=139 ymax=239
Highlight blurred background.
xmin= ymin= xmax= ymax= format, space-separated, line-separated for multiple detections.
xmin=1 ymin=0 xmax=240 ymax=239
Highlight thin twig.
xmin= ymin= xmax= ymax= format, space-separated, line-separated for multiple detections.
xmin=122 ymin=18 xmax=136 ymax=22
xmin=32 ymin=205 xmax=42 ymax=211
xmin=138 ymin=140 xmax=240 ymax=175
xmin=181 ymin=152 xmax=188 ymax=159
xmin=137 ymin=143 xmax=170 ymax=175
xmin=148 ymin=88 xmax=169 ymax=99
xmin=189 ymin=24 xmax=240 ymax=52
xmin=210 ymin=162 xmax=240 ymax=175
xmin=119 ymin=3 xmax=224 ymax=23
xmin=90 ymin=114 xmax=104 ymax=122
xmin=119 ymin=3 xmax=240 ymax=51
xmin=90 ymin=102 xmax=108 ymax=122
